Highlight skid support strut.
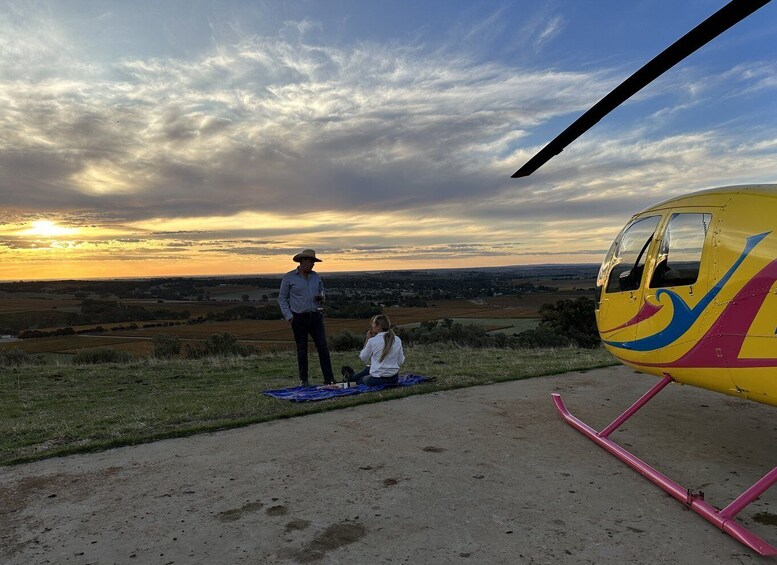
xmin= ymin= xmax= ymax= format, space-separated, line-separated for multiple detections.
xmin=552 ymin=373 xmax=777 ymax=556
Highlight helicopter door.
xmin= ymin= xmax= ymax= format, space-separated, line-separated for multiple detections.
xmin=597 ymin=215 xmax=662 ymax=346
xmin=642 ymin=212 xmax=714 ymax=364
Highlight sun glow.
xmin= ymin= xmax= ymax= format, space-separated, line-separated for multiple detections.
xmin=23 ymin=220 xmax=79 ymax=237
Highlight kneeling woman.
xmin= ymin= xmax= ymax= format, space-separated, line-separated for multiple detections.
xmin=347 ymin=314 xmax=405 ymax=386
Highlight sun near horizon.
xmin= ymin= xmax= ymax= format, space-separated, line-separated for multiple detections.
xmin=0 ymin=214 xmax=610 ymax=282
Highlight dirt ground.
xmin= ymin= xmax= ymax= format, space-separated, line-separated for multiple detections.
xmin=1 ymin=366 xmax=776 ymax=564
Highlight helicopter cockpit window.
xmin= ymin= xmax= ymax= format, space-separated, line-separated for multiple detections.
xmin=650 ymin=213 xmax=711 ymax=288
xmin=602 ymin=215 xmax=661 ymax=294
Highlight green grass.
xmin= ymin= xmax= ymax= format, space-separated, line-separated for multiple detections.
xmin=0 ymin=345 xmax=617 ymax=465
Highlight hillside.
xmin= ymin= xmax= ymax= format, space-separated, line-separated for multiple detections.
xmin=0 ymin=345 xmax=616 ymax=465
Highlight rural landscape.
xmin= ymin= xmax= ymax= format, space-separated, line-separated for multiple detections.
xmin=3 ymin=1 xmax=777 ymax=560
xmin=0 ymin=264 xmax=616 ymax=466
xmin=0 ymin=264 xmax=600 ymax=361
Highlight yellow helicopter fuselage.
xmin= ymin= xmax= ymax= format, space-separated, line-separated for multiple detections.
xmin=596 ymin=185 xmax=777 ymax=407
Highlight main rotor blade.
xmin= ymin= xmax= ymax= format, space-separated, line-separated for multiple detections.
xmin=512 ymin=0 xmax=772 ymax=178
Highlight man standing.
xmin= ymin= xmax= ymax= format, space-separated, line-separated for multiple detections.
xmin=278 ymin=249 xmax=336 ymax=386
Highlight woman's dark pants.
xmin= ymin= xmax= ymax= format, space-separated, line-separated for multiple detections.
xmin=350 ymin=366 xmax=399 ymax=387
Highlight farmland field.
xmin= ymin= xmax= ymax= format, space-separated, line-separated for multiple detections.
xmin=0 ymin=268 xmax=598 ymax=357
xmin=397 ymin=317 xmax=540 ymax=334
xmin=0 ymin=296 xmax=82 ymax=313
xmin=0 ymin=307 xmax=546 ymax=357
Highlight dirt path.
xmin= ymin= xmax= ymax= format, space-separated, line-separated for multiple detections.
xmin=2 ymin=366 xmax=775 ymax=564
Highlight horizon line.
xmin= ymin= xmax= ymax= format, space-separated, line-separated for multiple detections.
xmin=0 ymin=262 xmax=601 ymax=284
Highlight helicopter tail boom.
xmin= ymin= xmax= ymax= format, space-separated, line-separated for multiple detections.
xmin=552 ymin=375 xmax=777 ymax=556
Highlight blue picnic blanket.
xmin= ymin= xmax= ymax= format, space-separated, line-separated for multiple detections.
xmin=262 ymin=373 xmax=433 ymax=402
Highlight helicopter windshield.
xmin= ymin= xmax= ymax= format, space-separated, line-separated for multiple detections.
xmin=598 ymin=215 xmax=661 ymax=294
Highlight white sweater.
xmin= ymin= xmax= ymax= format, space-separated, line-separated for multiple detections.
xmin=359 ymin=332 xmax=405 ymax=378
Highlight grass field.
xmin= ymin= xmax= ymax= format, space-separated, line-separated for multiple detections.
xmin=0 ymin=346 xmax=617 ymax=465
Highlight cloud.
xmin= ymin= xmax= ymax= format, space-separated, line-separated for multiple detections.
xmin=534 ymin=16 xmax=565 ymax=51
xmin=0 ymin=13 xmax=622 ymax=224
xmin=1 ymin=5 xmax=775 ymax=277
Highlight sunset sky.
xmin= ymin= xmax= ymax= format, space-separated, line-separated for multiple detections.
xmin=1 ymin=0 xmax=776 ymax=280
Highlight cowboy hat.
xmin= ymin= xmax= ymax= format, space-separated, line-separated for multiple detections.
xmin=293 ymin=249 xmax=322 ymax=262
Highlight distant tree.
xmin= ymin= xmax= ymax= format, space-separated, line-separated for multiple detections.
xmin=152 ymin=334 xmax=180 ymax=359
xmin=185 ymin=332 xmax=254 ymax=358
xmin=0 ymin=348 xmax=32 ymax=366
xmin=204 ymin=332 xmax=241 ymax=355
xmin=512 ymin=327 xmax=573 ymax=348
xmin=72 ymin=348 xmax=133 ymax=365
xmin=242 ymin=294 xmax=250 ymax=302
xmin=396 ymin=300 xmax=600 ymax=349
xmin=536 ymin=297 xmax=599 ymax=348
xmin=330 ymin=331 xmax=363 ymax=351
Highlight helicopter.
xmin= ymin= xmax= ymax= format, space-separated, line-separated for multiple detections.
xmin=513 ymin=0 xmax=776 ymax=556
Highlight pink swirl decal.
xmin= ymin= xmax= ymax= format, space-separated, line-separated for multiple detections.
xmin=600 ymin=300 xmax=663 ymax=334
xmin=628 ymin=258 xmax=777 ymax=369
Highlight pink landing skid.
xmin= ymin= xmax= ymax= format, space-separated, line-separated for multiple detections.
xmin=552 ymin=374 xmax=777 ymax=556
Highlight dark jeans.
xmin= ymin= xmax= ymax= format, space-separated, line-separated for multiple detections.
xmin=291 ymin=312 xmax=334 ymax=384
xmin=351 ymin=366 xmax=399 ymax=387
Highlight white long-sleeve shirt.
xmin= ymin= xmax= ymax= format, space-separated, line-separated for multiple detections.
xmin=359 ymin=332 xmax=405 ymax=378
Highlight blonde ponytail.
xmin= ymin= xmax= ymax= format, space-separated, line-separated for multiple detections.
xmin=371 ymin=314 xmax=395 ymax=362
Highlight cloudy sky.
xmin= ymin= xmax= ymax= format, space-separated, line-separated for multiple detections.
xmin=1 ymin=0 xmax=776 ymax=280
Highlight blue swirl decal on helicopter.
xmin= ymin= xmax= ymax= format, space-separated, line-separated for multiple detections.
xmin=603 ymin=231 xmax=770 ymax=351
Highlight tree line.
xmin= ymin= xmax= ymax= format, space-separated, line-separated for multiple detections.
xmin=331 ymin=297 xmax=600 ymax=351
